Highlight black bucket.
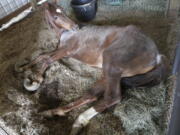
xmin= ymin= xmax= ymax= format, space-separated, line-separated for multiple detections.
xmin=71 ymin=0 xmax=97 ymax=22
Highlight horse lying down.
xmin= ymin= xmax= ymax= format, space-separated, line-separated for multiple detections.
xmin=15 ymin=2 xmax=168 ymax=135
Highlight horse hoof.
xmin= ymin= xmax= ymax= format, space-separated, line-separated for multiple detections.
xmin=23 ymin=74 xmax=43 ymax=91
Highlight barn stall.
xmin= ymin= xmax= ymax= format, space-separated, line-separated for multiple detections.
xmin=0 ymin=0 xmax=179 ymax=135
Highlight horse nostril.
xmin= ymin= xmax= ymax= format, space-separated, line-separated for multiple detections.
xmin=54 ymin=16 xmax=58 ymax=20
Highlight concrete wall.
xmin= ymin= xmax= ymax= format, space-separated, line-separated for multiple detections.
xmin=166 ymin=0 xmax=180 ymax=17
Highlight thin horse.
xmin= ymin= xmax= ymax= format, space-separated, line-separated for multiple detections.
xmin=16 ymin=2 xmax=168 ymax=135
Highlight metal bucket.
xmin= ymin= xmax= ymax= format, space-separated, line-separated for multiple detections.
xmin=71 ymin=0 xmax=97 ymax=22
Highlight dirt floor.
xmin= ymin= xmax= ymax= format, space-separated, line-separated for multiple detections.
xmin=0 ymin=1 xmax=179 ymax=135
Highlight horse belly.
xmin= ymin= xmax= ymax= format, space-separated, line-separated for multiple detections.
xmin=72 ymin=47 xmax=103 ymax=68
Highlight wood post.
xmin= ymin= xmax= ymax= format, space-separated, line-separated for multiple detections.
xmin=31 ymin=0 xmax=38 ymax=11
xmin=166 ymin=0 xmax=180 ymax=18
xmin=0 ymin=3 xmax=31 ymax=26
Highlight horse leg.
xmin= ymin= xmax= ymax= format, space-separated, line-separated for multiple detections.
xmin=70 ymin=61 xmax=122 ymax=135
xmin=40 ymin=78 xmax=106 ymax=117
xmin=22 ymin=39 xmax=79 ymax=91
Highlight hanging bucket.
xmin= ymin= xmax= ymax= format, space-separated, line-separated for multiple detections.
xmin=71 ymin=0 xmax=97 ymax=22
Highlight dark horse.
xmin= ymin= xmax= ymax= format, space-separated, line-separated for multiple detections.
xmin=16 ymin=2 xmax=168 ymax=135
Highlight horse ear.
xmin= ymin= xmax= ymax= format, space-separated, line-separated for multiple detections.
xmin=43 ymin=1 xmax=51 ymax=11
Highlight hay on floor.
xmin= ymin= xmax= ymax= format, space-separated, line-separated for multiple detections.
xmin=0 ymin=0 xmax=178 ymax=135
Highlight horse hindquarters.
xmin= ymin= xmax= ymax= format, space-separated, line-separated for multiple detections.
xmin=121 ymin=55 xmax=169 ymax=88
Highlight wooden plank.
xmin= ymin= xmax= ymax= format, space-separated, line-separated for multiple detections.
xmin=0 ymin=127 xmax=9 ymax=135
xmin=0 ymin=3 xmax=31 ymax=26
xmin=167 ymin=20 xmax=180 ymax=135
xmin=168 ymin=43 xmax=180 ymax=135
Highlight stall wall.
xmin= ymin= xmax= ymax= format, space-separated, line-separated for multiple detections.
xmin=0 ymin=0 xmax=30 ymax=19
